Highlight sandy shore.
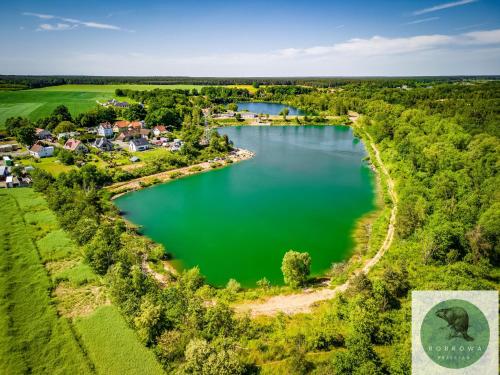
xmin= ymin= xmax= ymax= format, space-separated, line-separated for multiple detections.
xmin=108 ymin=148 xmax=254 ymax=198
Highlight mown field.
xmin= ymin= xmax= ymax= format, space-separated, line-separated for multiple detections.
xmin=35 ymin=84 xmax=205 ymax=93
xmin=0 ymin=84 xmax=206 ymax=128
xmin=0 ymin=188 xmax=164 ymax=374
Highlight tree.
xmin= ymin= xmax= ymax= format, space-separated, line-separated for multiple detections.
xmin=256 ymin=277 xmax=271 ymax=289
xmin=52 ymin=105 xmax=72 ymax=122
xmin=145 ymin=108 xmax=181 ymax=128
xmin=16 ymin=126 xmax=37 ymax=146
xmin=134 ymin=296 xmax=163 ymax=344
xmin=54 ymin=121 xmax=76 ymax=134
xmin=124 ymin=103 xmax=147 ymax=121
xmin=280 ymin=107 xmax=290 ymax=121
xmin=252 ymin=82 xmax=260 ymax=89
xmin=57 ymin=149 xmax=75 ymax=165
xmin=281 ymin=250 xmax=311 ymax=288
xmin=182 ymin=338 xmax=245 ymax=375
xmin=5 ymin=116 xmax=31 ymax=136
xmin=227 ymin=103 xmax=238 ymax=112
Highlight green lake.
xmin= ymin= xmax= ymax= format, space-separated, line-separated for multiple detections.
xmin=115 ymin=126 xmax=375 ymax=287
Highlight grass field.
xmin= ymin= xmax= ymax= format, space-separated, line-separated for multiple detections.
xmin=0 ymin=90 xmax=109 ymax=127
xmin=75 ymin=306 xmax=164 ymax=375
xmin=0 ymin=189 xmax=93 ymax=374
xmin=0 ymin=84 xmax=207 ymax=128
xmin=0 ymin=188 xmax=165 ymax=374
xmin=35 ymin=84 xmax=205 ymax=93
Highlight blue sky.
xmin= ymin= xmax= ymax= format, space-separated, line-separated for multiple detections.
xmin=1 ymin=0 xmax=499 ymax=76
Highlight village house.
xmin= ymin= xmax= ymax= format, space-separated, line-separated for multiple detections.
xmin=93 ymin=137 xmax=114 ymax=151
xmin=170 ymin=138 xmax=184 ymax=152
xmin=0 ymin=166 xmax=7 ymax=181
xmin=153 ymin=125 xmax=168 ymax=137
xmin=116 ymin=130 xmax=140 ymax=142
xmin=140 ymin=128 xmax=151 ymax=140
xmin=97 ymin=122 xmax=114 ymax=138
xmin=64 ymin=139 xmax=88 ymax=154
xmin=103 ymin=98 xmax=129 ymax=108
xmin=240 ymin=112 xmax=258 ymax=119
xmin=113 ymin=120 xmax=131 ymax=133
xmin=29 ymin=142 xmax=54 ymax=158
xmin=57 ymin=131 xmax=79 ymax=140
xmin=129 ymin=121 xmax=144 ymax=130
xmin=129 ymin=138 xmax=150 ymax=152
xmin=35 ymin=128 xmax=52 ymax=140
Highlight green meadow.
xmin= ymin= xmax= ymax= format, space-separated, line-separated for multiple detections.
xmin=0 ymin=84 xmax=206 ymax=128
xmin=0 ymin=189 xmax=164 ymax=374
xmin=75 ymin=306 xmax=164 ymax=375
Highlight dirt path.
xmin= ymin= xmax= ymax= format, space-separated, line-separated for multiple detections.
xmin=234 ymin=115 xmax=398 ymax=316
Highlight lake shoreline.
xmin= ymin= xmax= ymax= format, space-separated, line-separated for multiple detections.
xmin=107 ymin=147 xmax=255 ymax=199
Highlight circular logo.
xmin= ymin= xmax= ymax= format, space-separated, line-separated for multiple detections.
xmin=421 ymin=299 xmax=489 ymax=369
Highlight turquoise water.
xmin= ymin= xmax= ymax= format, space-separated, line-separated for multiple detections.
xmin=236 ymin=102 xmax=305 ymax=115
xmin=115 ymin=126 xmax=375 ymax=287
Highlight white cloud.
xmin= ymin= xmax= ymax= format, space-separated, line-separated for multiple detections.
xmin=23 ymin=12 xmax=124 ymax=31
xmin=405 ymin=17 xmax=440 ymax=25
xmin=413 ymin=0 xmax=478 ymax=16
xmin=37 ymin=23 xmax=75 ymax=31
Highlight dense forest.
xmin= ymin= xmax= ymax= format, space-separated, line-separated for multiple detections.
xmin=1 ymin=74 xmax=498 ymax=89
xmin=4 ymin=78 xmax=499 ymax=373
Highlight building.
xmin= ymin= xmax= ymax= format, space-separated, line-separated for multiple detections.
xmin=2 ymin=156 xmax=13 ymax=166
xmin=129 ymin=138 xmax=150 ymax=152
xmin=0 ymin=166 xmax=7 ymax=181
xmin=140 ymin=128 xmax=151 ymax=140
xmin=103 ymin=98 xmax=129 ymax=108
xmin=64 ymin=139 xmax=88 ymax=154
xmin=29 ymin=142 xmax=54 ymax=158
xmin=116 ymin=130 xmax=140 ymax=142
xmin=0 ymin=144 xmax=18 ymax=153
xmin=6 ymin=176 xmax=20 ymax=188
xmin=153 ymin=125 xmax=168 ymax=137
xmin=93 ymin=137 xmax=114 ymax=151
xmin=97 ymin=122 xmax=114 ymax=137
xmin=57 ymin=131 xmax=79 ymax=140
xmin=129 ymin=121 xmax=144 ymax=130
xmin=35 ymin=128 xmax=52 ymax=140
xmin=113 ymin=120 xmax=131 ymax=133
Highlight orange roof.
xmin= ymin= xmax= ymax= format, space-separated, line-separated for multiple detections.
xmin=129 ymin=121 xmax=143 ymax=129
xmin=64 ymin=138 xmax=81 ymax=151
xmin=154 ymin=125 xmax=167 ymax=132
xmin=114 ymin=120 xmax=130 ymax=128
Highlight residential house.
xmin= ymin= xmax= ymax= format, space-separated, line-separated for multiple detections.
xmin=129 ymin=138 xmax=150 ymax=152
xmin=129 ymin=121 xmax=144 ymax=130
xmin=29 ymin=142 xmax=54 ymax=158
xmin=97 ymin=122 xmax=114 ymax=137
xmin=140 ymin=128 xmax=151 ymax=140
xmin=116 ymin=130 xmax=140 ymax=142
xmin=93 ymin=137 xmax=114 ymax=151
xmin=240 ymin=112 xmax=257 ymax=119
xmin=35 ymin=128 xmax=52 ymax=140
xmin=64 ymin=139 xmax=88 ymax=154
xmin=153 ymin=125 xmax=168 ymax=137
xmin=0 ymin=166 xmax=7 ymax=181
xmin=113 ymin=120 xmax=131 ymax=133
xmin=6 ymin=176 xmax=20 ymax=188
xmin=57 ymin=131 xmax=79 ymax=140
xmin=103 ymin=98 xmax=129 ymax=108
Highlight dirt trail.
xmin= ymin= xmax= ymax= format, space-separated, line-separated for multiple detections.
xmin=234 ymin=114 xmax=397 ymax=316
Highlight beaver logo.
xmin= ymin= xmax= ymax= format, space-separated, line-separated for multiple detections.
xmin=421 ymin=299 xmax=490 ymax=369
xmin=436 ymin=306 xmax=474 ymax=341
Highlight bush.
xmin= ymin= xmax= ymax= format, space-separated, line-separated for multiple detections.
xmin=281 ymin=250 xmax=311 ymax=288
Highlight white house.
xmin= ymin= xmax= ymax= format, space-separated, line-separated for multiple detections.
xmin=153 ymin=125 xmax=168 ymax=137
xmin=97 ymin=122 xmax=114 ymax=138
xmin=129 ymin=138 xmax=150 ymax=152
xmin=29 ymin=142 xmax=54 ymax=158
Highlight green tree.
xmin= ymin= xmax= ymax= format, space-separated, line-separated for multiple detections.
xmin=227 ymin=103 xmax=238 ymax=112
xmin=281 ymin=250 xmax=311 ymax=288
xmin=145 ymin=108 xmax=181 ymax=128
xmin=16 ymin=126 xmax=37 ymax=146
xmin=280 ymin=107 xmax=290 ymax=121
xmin=52 ymin=105 xmax=73 ymax=122
xmin=5 ymin=116 xmax=31 ymax=136
xmin=124 ymin=103 xmax=147 ymax=121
